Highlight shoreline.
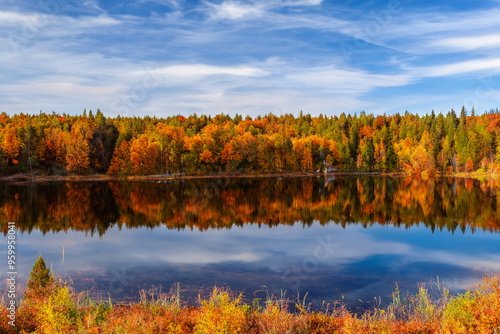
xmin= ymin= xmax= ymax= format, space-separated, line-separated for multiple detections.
xmin=0 ymin=170 xmax=498 ymax=183
xmin=3 ymin=270 xmax=499 ymax=333
xmin=0 ymin=171 xmax=403 ymax=183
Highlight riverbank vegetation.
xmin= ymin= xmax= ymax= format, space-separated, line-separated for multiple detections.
xmin=1 ymin=108 xmax=500 ymax=176
xmin=1 ymin=257 xmax=500 ymax=333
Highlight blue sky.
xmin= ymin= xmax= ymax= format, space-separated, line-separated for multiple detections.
xmin=1 ymin=0 xmax=500 ymax=118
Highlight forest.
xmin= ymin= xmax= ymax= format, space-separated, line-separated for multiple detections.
xmin=1 ymin=107 xmax=500 ymax=176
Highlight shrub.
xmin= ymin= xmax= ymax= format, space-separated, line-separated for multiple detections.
xmin=194 ymin=287 xmax=249 ymax=334
xmin=37 ymin=285 xmax=79 ymax=333
xmin=442 ymin=275 xmax=500 ymax=333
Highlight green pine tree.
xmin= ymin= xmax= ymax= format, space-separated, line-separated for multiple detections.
xmin=27 ymin=256 xmax=52 ymax=290
xmin=382 ymin=127 xmax=397 ymax=171
xmin=361 ymin=138 xmax=375 ymax=171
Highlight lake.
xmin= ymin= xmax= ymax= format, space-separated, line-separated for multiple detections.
xmin=1 ymin=176 xmax=500 ymax=311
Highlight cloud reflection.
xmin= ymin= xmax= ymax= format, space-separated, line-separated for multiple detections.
xmin=4 ymin=221 xmax=499 ymax=309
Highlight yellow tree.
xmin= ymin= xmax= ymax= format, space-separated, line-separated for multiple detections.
xmin=325 ymin=140 xmax=341 ymax=168
xmin=108 ymin=140 xmax=131 ymax=175
xmin=395 ymin=137 xmax=413 ymax=171
xmin=221 ymin=140 xmax=243 ymax=171
xmin=156 ymin=123 xmax=185 ymax=173
xmin=39 ymin=127 xmax=67 ymax=168
xmin=256 ymin=134 xmax=273 ymax=171
xmin=410 ymin=145 xmax=428 ymax=170
xmin=293 ymin=138 xmax=313 ymax=171
xmin=130 ymin=135 xmax=159 ymax=174
xmin=2 ymin=125 xmax=20 ymax=166
xmin=66 ymin=122 xmax=92 ymax=174
xmin=410 ymin=131 xmax=434 ymax=171
xmin=199 ymin=149 xmax=216 ymax=164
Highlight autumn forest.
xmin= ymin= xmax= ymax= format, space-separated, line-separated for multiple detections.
xmin=1 ymin=108 xmax=500 ymax=176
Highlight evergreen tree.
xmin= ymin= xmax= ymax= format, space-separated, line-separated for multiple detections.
xmin=361 ymin=138 xmax=375 ymax=171
xmin=348 ymin=122 xmax=359 ymax=164
xmin=459 ymin=106 xmax=467 ymax=127
xmin=27 ymin=256 xmax=52 ymax=290
xmin=495 ymin=134 xmax=500 ymax=168
xmin=383 ymin=128 xmax=397 ymax=171
xmin=455 ymin=120 xmax=469 ymax=168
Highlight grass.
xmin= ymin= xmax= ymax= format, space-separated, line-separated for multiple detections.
xmin=2 ymin=274 xmax=500 ymax=333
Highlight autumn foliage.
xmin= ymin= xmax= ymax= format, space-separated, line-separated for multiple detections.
xmin=2 ymin=108 xmax=500 ymax=175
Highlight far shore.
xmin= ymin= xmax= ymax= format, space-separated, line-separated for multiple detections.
xmin=0 ymin=170 xmax=498 ymax=183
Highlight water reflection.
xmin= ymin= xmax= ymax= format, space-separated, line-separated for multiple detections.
xmin=1 ymin=176 xmax=499 ymax=235
xmin=7 ymin=222 xmax=499 ymax=310
xmin=1 ymin=176 xmax=499 ymax=310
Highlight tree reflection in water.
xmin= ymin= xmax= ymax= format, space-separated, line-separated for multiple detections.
xmin=1 ymin=176 xmax=499 ymax=235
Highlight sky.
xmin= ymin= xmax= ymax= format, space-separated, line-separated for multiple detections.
xmin=1 ymin=0 xmax=500 ymax=118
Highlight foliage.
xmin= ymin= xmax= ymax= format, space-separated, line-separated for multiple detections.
xmin=2 ymin=108 xmax=500 ymax=175
xmin=194 ymin=287 xmax=249 ymax=334
xmin=37 ymin=285 xmax=79 ymax=333
xmin=442 ymin=274 xmax=500 ymax=333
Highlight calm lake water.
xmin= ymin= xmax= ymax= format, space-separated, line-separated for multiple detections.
xmin=1 ymin=176 xmax=500 ymax=310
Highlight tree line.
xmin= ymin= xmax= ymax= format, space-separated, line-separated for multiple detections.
xmin=1 ymin=107 xmax=500 ymax=175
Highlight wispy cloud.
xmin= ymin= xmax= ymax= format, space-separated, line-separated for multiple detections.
xmin=156 ymin=63 xmax=266 ymax=77
xmin=203 ymin=0 xmax=323 ymax=21
xmin=410 ymin=58 xmax=500 ymax=78
xmin=0 ymin=10 xmax=120 ymax=28
xmin=287 ymin=67 xmax=411 ymax=94
xmin=204 ymin=1 xmax=266 ymax=20
xmin=424 ymin=33 xmax=500 ymax=53
xmin=0 ymin=11 xmax=37 ymax=25
xmin=137 ymin=0 xmax=184 ymax=8
xmin=82 ymin=0 xmax=103 ymax=12
xmin=359 ymin=8 xmax=500 ymax=55
xmin=0 ymin=10 xmax=121 ymax=49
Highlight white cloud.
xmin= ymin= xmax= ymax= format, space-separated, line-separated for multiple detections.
xmin=287 ymin=67 xmax=411 ymax=94
xmin=204 ymin=0 xmax=323 ymax=21
xmin=83 ymin=0 xmax=103 ymax=11
xmin=205 ymin=1 xmax=266 ymax=20
xmin=333 ymin=8 xmax=500 ymax=56
xmin=160 ymin=251 xmax=262 ymax=264
xmin=0 ymin=10 xmax=120 ymax=29
xmin=424 ymin=33 xmax=500 ymax=52
xmin=155 ymin=63 xmax=267 ymax=78
xmin=138 ymin=0 xmax=184 ymax=8
xmin=72 ymin=15 xmax=122 ymax=28
xmin=0 ymin=11 xmax=40 ymax=25
xmin=411 ymin=57 xmax=500 ymax=78
xmin=31 ymin=81 xmax=120 ymax=97
xmin=284 ymin=0 xmax=322 ymax=6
